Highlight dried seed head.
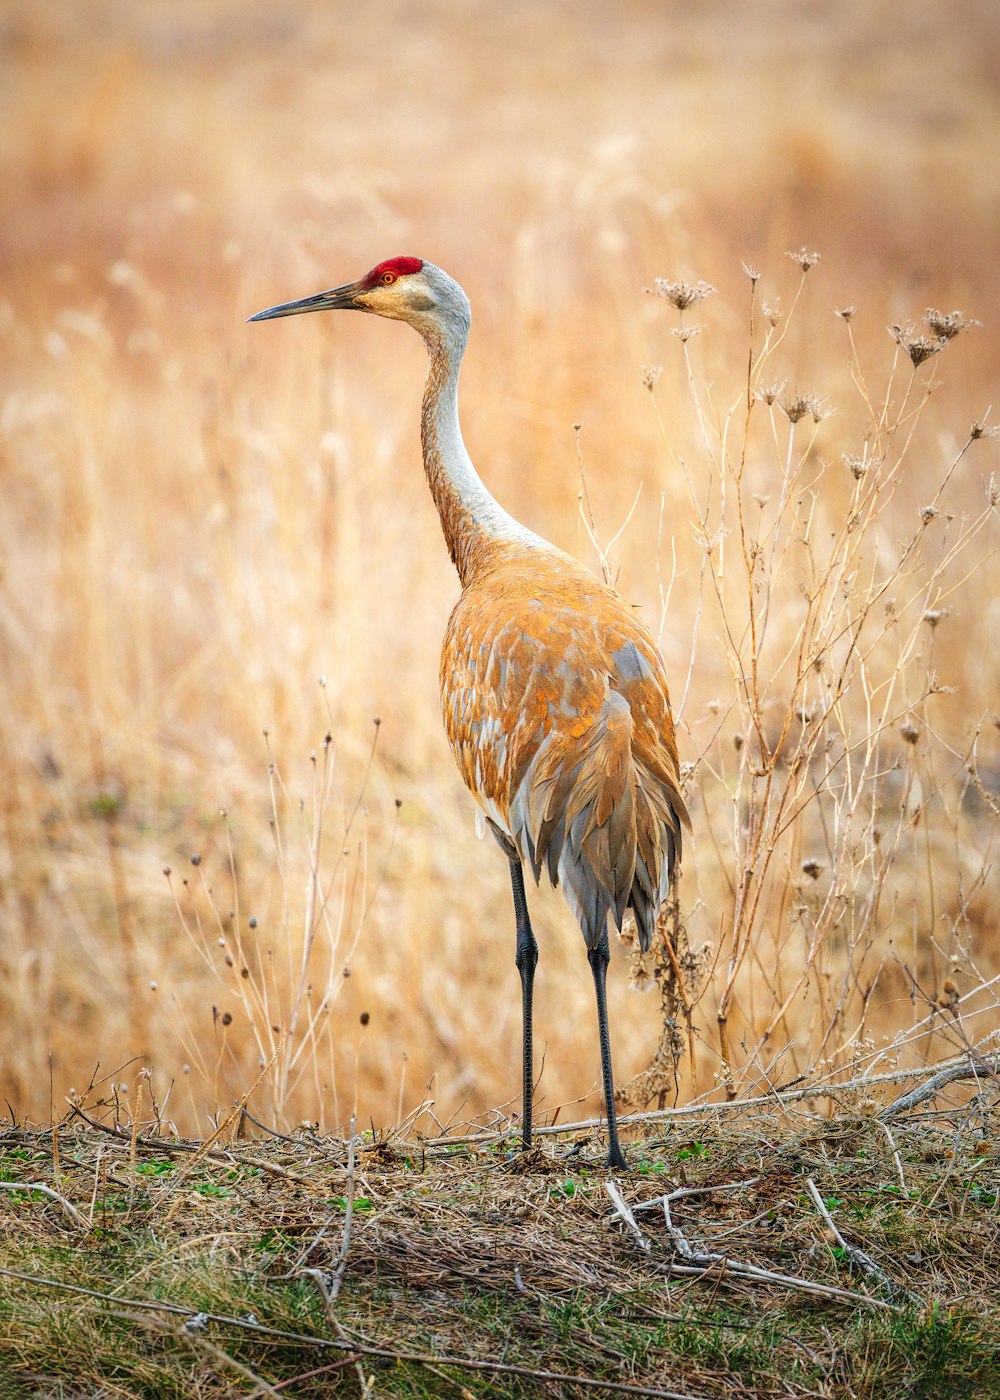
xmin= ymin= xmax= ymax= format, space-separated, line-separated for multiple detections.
xmin=742 ymin=261 xmax=761 ymax=284
xmin=786 ymin=247 xmax=821 ymax=272
xmin=890 ymin=324 xmax=941 ymax=368
xmin=733 ymin=732 xmax=745 ymax=750
xmin=970 ymin=420 xmax=1000 ymax=441
xmin=922 ymin=608 xmax=948 ymax=629
xmin=899 ymin=718 xmax=920 ymax=745
xmin=781 ymin=391 xmax=830 ymax=424
xmin=762 ymin=300 xmax=782 ymax=327
xmin=936 ymin=979 xmax=960 ymax=1011
xmin=754 ymin=381 xmax=784 ymax=406
xmin=919 ymin=503 xmax=939 ymax=524
xmin=834 ymin=305 xmax=855 ymax=322
xmin=651 ymin=278 xmax=716 ymax=311
xmin=221 ymin=1011 xmax=232 ymax=1026
xmin=781 ymin=393 xmax=810 ymax=423
xmin=671 ymin=324 xmax=703 ymax=342
xmin=629 ymin=957 xmax=656 ymax=993
xmin=924 ymin=308 xmax=979 ymax=342
xmin=618 ymin=913 xmax=638 ymax=948
xmin=843 ymin=453 xmax=869 ymax=479
xmin=641 ymin=365 xmax=663 ymax=392
xmin=801 ymin=857 xmax=823 ymax=879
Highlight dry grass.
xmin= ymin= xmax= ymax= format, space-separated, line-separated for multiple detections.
xmin=1 ymin=0 xmax=999 ymax=1143
xmin=0 ymin=1065 xmax=997 ymax=1397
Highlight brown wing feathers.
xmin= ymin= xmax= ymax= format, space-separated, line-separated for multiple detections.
xmin=516 ymin=689 xmax=683 ymax=950
xmin=442 ymin=549 xmax=689 ymax=952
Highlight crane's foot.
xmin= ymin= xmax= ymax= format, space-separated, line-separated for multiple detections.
xmin=503 ymin=1139 xmax=545 ymax=1171
xmin=606 ymin=1141 xmax=629 ymax=1173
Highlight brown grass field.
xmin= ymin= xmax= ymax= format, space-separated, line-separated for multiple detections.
xmin=2 ymin=0 xmax=999 ymax=1145
xmin=2 ymin=3 xmax=1000 ymax=1395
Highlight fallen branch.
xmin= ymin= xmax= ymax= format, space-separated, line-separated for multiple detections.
xmin=878 ymin=1054 xmax=999 ymax=1121
xmin=614 ymin=1180 xmax=896 ymax=1311
xmin=423 ymin=1051 xmax=1000 ymax=1150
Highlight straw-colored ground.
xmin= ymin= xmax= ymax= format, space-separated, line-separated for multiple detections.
xmin=2 ymin=0 xmax=999 ymax=1148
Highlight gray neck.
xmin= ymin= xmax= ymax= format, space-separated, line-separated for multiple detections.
xmin=420 ymin=321 xmax=543 ymax=586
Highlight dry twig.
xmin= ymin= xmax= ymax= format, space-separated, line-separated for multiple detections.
xmin=0 ymin=1180 xmax=91 ymax=1232
xmin=805 ymin=1177 xmax=921 ymax=1304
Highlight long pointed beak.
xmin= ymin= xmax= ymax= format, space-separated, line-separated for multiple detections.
xmin=247 ymin=280 xmax=366 ymax=323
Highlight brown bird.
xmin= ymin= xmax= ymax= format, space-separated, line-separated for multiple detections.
xmin=250 ymin=257 xmax=689 ymax=1169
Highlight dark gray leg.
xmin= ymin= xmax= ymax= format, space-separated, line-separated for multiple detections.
xmin=509 ymin=859 xmax=538 ymax=1150
xmin=587 ymin=928 xmax=628 ymax=1171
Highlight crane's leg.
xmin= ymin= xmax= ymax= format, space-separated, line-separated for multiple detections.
xmin=509 ymin=859 xmax=538 ymax=1151
xmin=588 ymin=929 xmax=628 ymax=1172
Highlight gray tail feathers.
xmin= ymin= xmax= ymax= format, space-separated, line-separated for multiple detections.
xmin=510 ymin=691 xmax=684 ymax=951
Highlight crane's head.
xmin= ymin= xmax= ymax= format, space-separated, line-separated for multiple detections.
xmin=248 ymin=257 xmax=470 ymax=343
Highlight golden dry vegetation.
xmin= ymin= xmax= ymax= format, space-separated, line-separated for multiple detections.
xmin=2 ymin=0 xmax=999 ymax=1140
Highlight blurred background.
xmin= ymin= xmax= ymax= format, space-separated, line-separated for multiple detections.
xmin=2 ymin=0 xmax=998 ymax=1135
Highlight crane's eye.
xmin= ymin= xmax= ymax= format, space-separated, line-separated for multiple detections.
xmin=380 ymin=271 xmax=397 ymax=285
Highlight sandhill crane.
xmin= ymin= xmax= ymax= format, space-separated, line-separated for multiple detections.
xmin=250 ymin=257 xmax=689 ymax=1169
